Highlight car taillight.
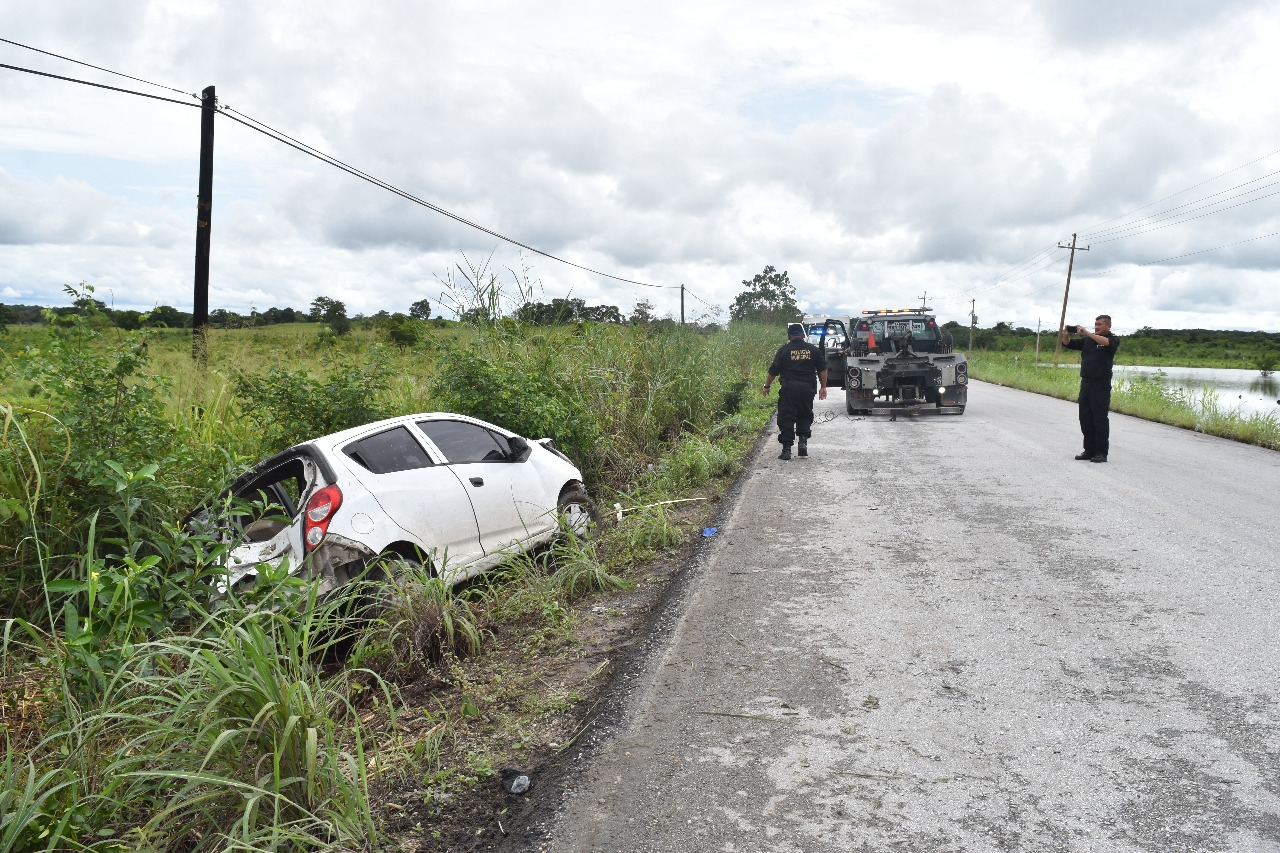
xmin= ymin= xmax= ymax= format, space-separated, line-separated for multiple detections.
xmin=304 ymin=484 xmax=343 ymax=549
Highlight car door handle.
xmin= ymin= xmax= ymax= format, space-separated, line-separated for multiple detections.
xmin=469 ymin=477 xmax=484 ymax=487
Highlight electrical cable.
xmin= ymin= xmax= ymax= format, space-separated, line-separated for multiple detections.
xmin=0 ymin=36 xmax=198 ymax=100
xmin=0 ymin=61 xmax=201 ymax=108
xmin=929 ymin=243 xmax=1061 ymax=302
xmin=0 ymin=54 xmax=681 ymax=293
xmin=1090 ymin=188 xmax=1280 ymax=244
xmin=931 ymin=248 xmax=1066 ymax=305
xmin=1076 ymin=144 xmax=1280 ymax=235
xmin=1082 ymin=175 xmax=1280 ymax=241
xmin=1077 ymin=231 xmax=1280 ymax=278
xmin=217 ymin=105 xmax=676 ymax=290
xmin=1082 ymin=167 xmax=1280 ymax=239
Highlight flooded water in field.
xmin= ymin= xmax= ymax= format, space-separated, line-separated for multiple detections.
xmin=1116 ymin=366 xmax=1280 ymax=416
xmin=1035 ymin=364 xmax=1280 ymax=415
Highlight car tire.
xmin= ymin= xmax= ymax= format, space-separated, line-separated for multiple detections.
xmin=557 ymin=487 xmax=600 ymax=540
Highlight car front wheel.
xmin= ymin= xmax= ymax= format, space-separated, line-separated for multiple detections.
xmin=557 ymin=487 xmax=600 ymax=540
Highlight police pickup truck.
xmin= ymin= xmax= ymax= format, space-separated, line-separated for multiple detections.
xmin=808 ymin=308 xmax=967 ymax=416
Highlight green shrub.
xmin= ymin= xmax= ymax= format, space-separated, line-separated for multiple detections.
xmin=232 ymin=347 xmax=393 ymax=453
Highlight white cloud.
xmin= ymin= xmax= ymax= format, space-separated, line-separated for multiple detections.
xmin=0 ymin=0 xmax=1279 ymax=329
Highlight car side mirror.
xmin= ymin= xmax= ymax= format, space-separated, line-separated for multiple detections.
xmin=507 ymin=436 xmax=532 ymax=462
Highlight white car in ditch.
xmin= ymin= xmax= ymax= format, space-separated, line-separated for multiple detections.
xmin=194 ymin=413 xmax=596 ymax=596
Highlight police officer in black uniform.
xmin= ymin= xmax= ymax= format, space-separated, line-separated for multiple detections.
xmin=1060 ymin=314 xmax=1120 ymax=463
xmin=763 ymin=323 xmax=828 ymax=460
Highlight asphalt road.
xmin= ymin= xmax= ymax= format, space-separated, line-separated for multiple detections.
xmin=545 ymin=379 xmax=1280 ymax=853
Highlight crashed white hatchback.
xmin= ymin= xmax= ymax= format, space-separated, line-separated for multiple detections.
xmin=199 ymin=413 xmax=595 ymax=595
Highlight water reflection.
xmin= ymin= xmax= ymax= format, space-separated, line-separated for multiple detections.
xmin=1248 ymin=375 xmax=1278 ymax=398
xmin=1116 ymin=365 xmax=1280 ymax=415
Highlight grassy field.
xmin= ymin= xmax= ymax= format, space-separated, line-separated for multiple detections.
xmin=969 ymin=352 xmax=1280 ymax=451
xmin=0 ymin=311 xmax=780 ymax=851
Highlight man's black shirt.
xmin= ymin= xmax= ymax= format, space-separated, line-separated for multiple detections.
xmin=769 ymin=339 xmax=825 ymax=388
xmin=1065 ymin=332 xmax=1119 ymax=381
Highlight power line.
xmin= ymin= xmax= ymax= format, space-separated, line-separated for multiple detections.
xmin=217 ymin=106 xmax=676 ymax=291
xmin=1082 ymin=176 xmax=1280 ymax=242
xmin=1077 ymin=144 xmax=1280 ymax=235
xmin=0 ymin=36 xmax=198 ymax=100
xmin=1081 ymin=167 xmax=1280 ymax=240
xmin=0 ymin=61 xmax=201 ymax=108
xmin=930 ymin=243 xmax=1061 ymax=302
xmin=1078 ymin=231 xmax=1280 ymax=278
xmin=1090 ymin=188 xmax=1280 ymax=244
xmin=0 ymin=56 xmax=680 ymax=293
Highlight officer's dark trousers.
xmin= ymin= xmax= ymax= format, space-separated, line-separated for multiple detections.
xmin=1078 ymin=379 xmax=1112 ymax=457
xmin=777 ymin=382 xmax=816 ymax=446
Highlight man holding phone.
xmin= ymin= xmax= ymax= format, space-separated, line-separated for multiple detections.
xmin=1060 ymin=315 xmax=1120 ymax=462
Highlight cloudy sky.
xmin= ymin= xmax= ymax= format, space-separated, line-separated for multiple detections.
xmin=2 ymin=0 xmax=1279 ymax=332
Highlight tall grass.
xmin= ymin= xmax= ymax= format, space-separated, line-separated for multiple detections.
xmin=1 ymin=299 xmax=782 ymax=847
xmin=970 ymin=352 xmax=1280 ymax=451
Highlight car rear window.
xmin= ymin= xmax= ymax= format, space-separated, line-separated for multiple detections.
xmin=417 ymin=420 xmax=510 ymax=463
xmin=344 ymin=426 xmax=434 ymax=474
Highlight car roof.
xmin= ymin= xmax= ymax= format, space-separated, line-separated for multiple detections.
xmin=309 ymin=412 xmax=515 ymax=451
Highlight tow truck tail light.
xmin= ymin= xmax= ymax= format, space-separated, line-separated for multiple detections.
xmin=858 ymin=321 xmax=870 ymax=332
xmin=304 ymin=484 xmax=343 ymax=549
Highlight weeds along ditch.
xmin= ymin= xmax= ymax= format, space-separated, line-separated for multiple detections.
xmin=969 ymin=352 xmax=1280 ymax=451
xmin=0 ymin=299 xmax=778 ymax=851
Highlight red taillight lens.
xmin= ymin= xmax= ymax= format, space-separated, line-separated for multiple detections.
xmin=927 ymin=320 xmax=937 ymax=329
xmin=858 ymin=321 xmax=870 ymax=332
xmin=303 ymin=485 xmax=343 ymax=550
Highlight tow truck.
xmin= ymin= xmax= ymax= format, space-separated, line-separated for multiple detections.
xmin=807 ymin=308 xmax=967 ymax=416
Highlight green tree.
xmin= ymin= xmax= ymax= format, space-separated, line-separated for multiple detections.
xmin=729 ymin=266 xmax=800 ymax=326
xmin=409 ymin=298 xmax=432 ymax=320
xmin=630 ymin=298 xmax=655 ymax=325
xmin=310 ymin=296 xmax=350 ymax=335
xmin=384 ymin=312 xmax=422 ymax=349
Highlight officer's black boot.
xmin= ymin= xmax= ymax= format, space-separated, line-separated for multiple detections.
xmin=797 ymin=438 xmax=808 ymax=457
xmin=778 ymin=444 xmax=792 ymax=461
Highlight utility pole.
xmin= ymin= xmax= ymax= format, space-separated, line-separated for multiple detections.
xmin=1035 ymin=317 xmax=1041 ymax=363
xmin=919 ymin=290 xmax=928 ymax=308
xmin=1052 ymin=233 xmax=1090 ymax=368
xmin=968 ymin=299 xmax=976 ymax=352
xmin=680 ymin=284 xmax=685 ymax=325
xmin=192 ymin=84 xmax=216 ymax=366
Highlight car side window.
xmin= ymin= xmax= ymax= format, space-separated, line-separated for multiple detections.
xmin=344 ymin=426 xmax=434 ymax=474
xmin=417 ymin=420 xmax=509 ymax=463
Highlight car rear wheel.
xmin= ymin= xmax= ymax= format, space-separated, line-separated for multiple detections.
xmin=557 ymin=487 xmax=600 ymax=540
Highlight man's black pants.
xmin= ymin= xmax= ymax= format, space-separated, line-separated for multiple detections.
xmin=777 ymin=382 xmax=815 ymax=446
xmin=1078 ymin=379 xmax=1112 ymax=457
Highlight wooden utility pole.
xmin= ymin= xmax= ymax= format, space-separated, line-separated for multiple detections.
xmin=968 ymin=299 xmax=976 ymax=351
xmin=192 ymin=84 xmax=216 ymax=366
xmin=1052 ymin=233 xmax=1090 ymax=368
xmin=1035 ymin=317 xmax=1041 ymax=363
xmin=680 ymin=284 xmax=685 ymax=325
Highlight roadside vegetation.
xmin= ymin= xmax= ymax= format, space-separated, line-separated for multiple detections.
xmin=0 ymin=279 xmax=780 ymax=851
xmin=969 ymin=352 xmax=1280 ymax=451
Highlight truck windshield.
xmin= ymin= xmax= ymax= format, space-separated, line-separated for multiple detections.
xmin=872 ymin=318 xmax=939 ymax=341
